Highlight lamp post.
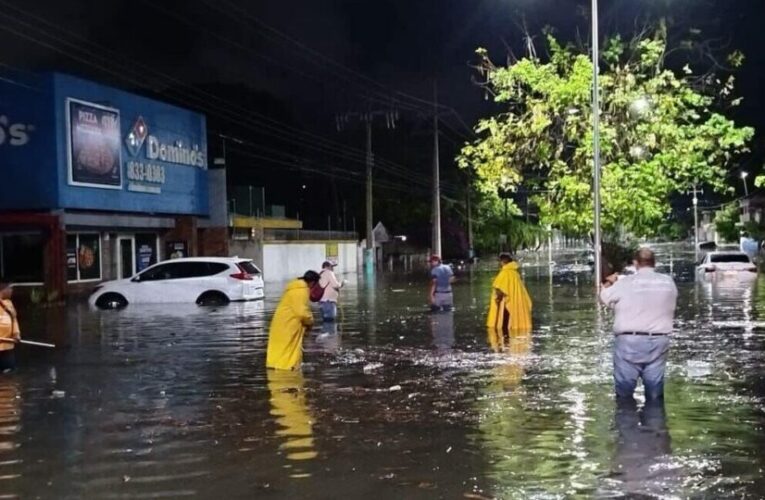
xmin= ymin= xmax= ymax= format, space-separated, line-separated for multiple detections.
xmin=741 ymin=171 xmax=749 ymax=197
xmin=591 ymin=0 xmax=603 ymax=289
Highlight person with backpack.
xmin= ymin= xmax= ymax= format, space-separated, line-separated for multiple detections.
xmin=0 ymin=283 xmax=21 ymax=373
xmin=266 ymin=271 xmax=320 ymax=371
xmin=318 ymin=260 xmax=344 ymax=322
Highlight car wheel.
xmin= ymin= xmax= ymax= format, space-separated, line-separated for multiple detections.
xmin=95 ymin=293 xmax=128 ymax=310
xmin=196 ymin=291 xmax=230 ymax=307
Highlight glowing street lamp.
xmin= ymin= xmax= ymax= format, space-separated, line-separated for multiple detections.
xmin=741 ymin=171 xmax=749 ymax=196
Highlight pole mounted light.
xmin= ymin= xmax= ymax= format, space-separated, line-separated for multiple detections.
xmin=591 ymin=0 xmax=603 ymax=289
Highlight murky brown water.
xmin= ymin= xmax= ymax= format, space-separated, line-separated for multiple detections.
xmin=3 ymin=246 xmax=765 ymax=498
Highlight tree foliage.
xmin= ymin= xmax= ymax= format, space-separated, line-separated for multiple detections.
xmin=714 ymin=203 xmax=740 ymax=242
xmin=458 ymin=28 xmax=754 ymax=238
xmin=470 ymin=193 xmax=547 ymax=253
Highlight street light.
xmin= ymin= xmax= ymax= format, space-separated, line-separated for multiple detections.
xmin=591 ymin=0 xmax=603 ymax=289
xmin=741 ymin=171 xmax=749 ymax=196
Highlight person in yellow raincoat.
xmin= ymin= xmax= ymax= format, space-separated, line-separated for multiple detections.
xmin=486 ymin=254 xmax=533 ymax=332
xmin=0 ymin=283 xmax=21 ymax=373
xmin=266 ymin=271 xmax=320 ymax=370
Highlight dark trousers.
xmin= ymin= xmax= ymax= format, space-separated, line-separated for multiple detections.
xmin=0 ymin=350 xmax=16 ymax=372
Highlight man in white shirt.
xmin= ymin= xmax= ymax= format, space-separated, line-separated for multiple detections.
xmin=318 ymin=260 xmax=344 ymax=322
xmin=600 ymin=248 xmax=678 ymax=401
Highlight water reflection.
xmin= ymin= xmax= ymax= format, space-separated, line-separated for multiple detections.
xmin=608 ymin=398 xmax=677 ymax=496
xmin=267 ymin=370 xmax=318 ymax=474
xmin=316 ymin=320 xmax=341 ymax=354
xmin=0 ymin=377 xmax=20 ymax=496
xmin=429 ymin=312 xmax=455 ymax=351
xmin=487 ymin=328 xmax=531 ymax=388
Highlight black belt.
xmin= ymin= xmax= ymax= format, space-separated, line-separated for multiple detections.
xmin=434 ymin=290 xmax=452 ymax=294
xmin=616 ymin=331 xmax=670 ymax=336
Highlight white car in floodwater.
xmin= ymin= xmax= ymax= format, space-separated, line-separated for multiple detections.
xmin=89 ymin=257 xmax=265 ymax=309
xmin=697 ymin=251 xmax=758 ymax=281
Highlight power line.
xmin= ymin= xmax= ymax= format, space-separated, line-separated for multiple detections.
xmin=0 ymin=5 xmax=429 ymax=180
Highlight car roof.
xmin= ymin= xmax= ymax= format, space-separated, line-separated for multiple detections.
xmin=708 ymin=251 xmax=747 ymax=255
xmin=158 ymin=257 xmax=252 ymax=263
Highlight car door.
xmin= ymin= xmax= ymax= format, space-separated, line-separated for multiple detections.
xmin=129 ymin=262 xmax=182 ymax=303
xmin=157 ymin=262 xmax=228 ymax=302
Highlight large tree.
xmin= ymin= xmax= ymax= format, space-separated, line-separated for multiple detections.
xmin=458 ymin=28 xmax=754 ymax=239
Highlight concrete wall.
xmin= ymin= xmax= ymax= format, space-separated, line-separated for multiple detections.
xmin=262 ymin=241 xmax=358 ymax=282
xmin=229 ymin=239 xmax=263 ymax=270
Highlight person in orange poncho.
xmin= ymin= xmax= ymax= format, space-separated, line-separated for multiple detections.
xmin=0 ymin=283 xmax=21 ymax=373
xmin=267 ymin=271 xmax=320 ymax=371
xmin=486 ymin=254 xmax=533 ymax=332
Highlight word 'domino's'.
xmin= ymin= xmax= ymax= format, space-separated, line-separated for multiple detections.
xmin=146 ymin=136 xmax=206 ymax=168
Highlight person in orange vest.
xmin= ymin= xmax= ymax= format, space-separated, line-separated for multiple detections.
xmin=266 ymin=271 xmax=320 ymax=371
xmin=486 ymin=254 xmax=533 ymax=332
xmin=0 ymin=283 xmax=21 ymax=373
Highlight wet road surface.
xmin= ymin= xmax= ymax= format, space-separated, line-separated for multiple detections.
xmin=3 ymin=248 xmax=765 ymax=498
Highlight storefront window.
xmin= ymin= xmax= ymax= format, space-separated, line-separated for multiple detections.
xmin=135 ymin=233 xmax=158 ymax=272
xmin=0 ymin=232 xmax=45 ymax=284
xmin=67 ymin=233 xmax=102 ymax=282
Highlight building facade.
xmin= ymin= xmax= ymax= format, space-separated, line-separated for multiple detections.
xmin=0 ymin=72 xmax=227 ymax=296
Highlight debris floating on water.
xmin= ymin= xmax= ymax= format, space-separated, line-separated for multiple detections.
xmin=389 ymin=385 xmax=402 ymax=392
xmin=363 ymin=363 xmax=383 ymax=373
xmin=51 ymin=390 xmax=65 ymax=398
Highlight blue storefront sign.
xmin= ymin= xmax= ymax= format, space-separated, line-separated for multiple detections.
xmin=0 ymin=72 xmax=209 ymax=216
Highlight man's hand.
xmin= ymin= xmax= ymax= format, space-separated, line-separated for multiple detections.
xmin=602 ymin=273 xmax=619 ymax=288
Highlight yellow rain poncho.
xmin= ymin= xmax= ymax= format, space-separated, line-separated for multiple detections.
xmin=267 ymin=279 xmax=314 ymax=370
xmin=486 ymin=262 xmax=533 ymax=331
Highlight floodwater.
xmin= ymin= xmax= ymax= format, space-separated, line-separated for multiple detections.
xmin=4 ymin=246 xmax=765 ymax=498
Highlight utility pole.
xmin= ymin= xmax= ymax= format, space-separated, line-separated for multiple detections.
xmin=432 ymin=80 xmax=442 ymax=257
xmin=365 ymin=118 xmax=374 ymax=266
xmin=336 ymin=108 xmax=398 ymax=274
xmin=466 ymin=188 xmax=474 ymax=261
xmin=591 ymin=0 xmax=603 ymax=289
xmin=690 ymin=180 xmax=702 ymax=262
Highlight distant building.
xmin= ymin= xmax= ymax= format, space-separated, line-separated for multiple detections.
xmin=0 ymin=72 xmax=227 ymax=296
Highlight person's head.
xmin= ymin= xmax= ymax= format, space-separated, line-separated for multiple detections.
xmin=0 ymin=283 xmax=12 ymax=300
xmin=429 ymin=255 xmax=441 ymax=268
xmin=499 ymin=253 xmax=514 ymax=266
xmin=322 ymin=260 xmax=337 ymax=270
xmin=301 ymin=270 xmax=321 ymax=286
xmin=634 ymin=247 xmax=656 ymax=269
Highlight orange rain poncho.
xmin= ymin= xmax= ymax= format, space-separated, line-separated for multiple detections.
xmin=486 ymin=262 xmax=533 ymax=331
xmin=266 ymin=279 xmax=314 ymax=370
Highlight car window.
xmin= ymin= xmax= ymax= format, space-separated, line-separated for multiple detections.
xmin=710 ymin=254 xmax=751 ymax=263
xmin=139 ymin=263 xmax=182 ymax=281
xmin=139 ymin=262 xmax=229 ymax=281
xmin=237 ymin=261 xmax=261 ymax=275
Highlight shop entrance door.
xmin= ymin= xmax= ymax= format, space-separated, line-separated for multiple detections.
xmin=118 ymin=236 xmax=136 ymax=279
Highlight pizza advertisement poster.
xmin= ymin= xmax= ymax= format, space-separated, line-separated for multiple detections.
xmin=67 ymin=98 xmax=122 ymax=188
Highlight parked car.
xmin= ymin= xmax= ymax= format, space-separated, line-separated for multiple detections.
xmin=697 ymin=251 xmax=758 ymax=280
xmin=89 ymin=257 xmax=264 ymax=309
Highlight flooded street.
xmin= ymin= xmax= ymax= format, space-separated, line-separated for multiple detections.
xmin=3 ymin=248 xmax=765 ymax=498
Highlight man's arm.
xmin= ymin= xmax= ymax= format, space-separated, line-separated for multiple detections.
xmin=429 ymin=279 xmax=436 ymax=304
xmin=599 ymin=274 xmax=623 ymax=306
xmin=330 ymin=271 xmax=342 ymax=290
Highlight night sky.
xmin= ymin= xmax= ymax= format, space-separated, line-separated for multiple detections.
xmin=1 ymin=0 xmax=764 ymax=238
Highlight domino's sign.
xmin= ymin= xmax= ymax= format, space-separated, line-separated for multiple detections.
xmin=0 ymin=115 xmax=34 ymax=147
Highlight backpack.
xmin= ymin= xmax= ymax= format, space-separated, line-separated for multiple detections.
xmin=309 ymin=271 xmax=327 ymax=302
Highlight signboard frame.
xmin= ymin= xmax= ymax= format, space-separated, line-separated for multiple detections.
xmin=66 ymin=97 xmax=123 ymax=190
